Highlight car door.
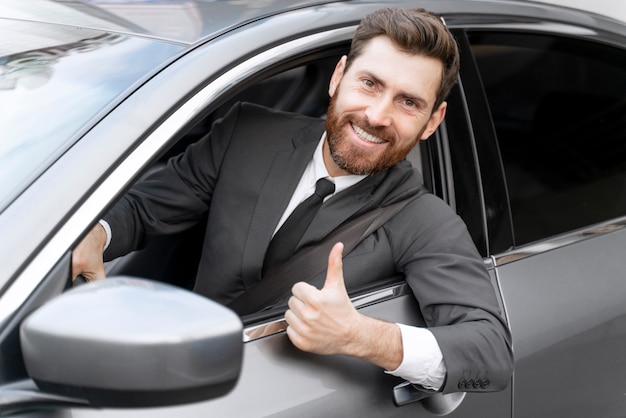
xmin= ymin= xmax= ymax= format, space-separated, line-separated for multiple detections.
xmin=466 ymin=22 xmax=626 ymax=417
xmin=70 ymin=22 xmax=511 ymax=418
xmin=1 ymin=3 xmax=518 ymax=417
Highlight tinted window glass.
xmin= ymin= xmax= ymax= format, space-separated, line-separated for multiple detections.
xmin=470 ymin=32 xmax=626 ymax=245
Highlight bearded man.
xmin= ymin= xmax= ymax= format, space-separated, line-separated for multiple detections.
xmin=73 ymin=7 xmax=513 ymax=395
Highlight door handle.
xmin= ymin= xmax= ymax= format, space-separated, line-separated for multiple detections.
xmin=394 ymin=381 xmax=466 ymax=415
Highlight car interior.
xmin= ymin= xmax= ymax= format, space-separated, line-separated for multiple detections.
xmin=99 ymin=46 xmax=435 ymax=325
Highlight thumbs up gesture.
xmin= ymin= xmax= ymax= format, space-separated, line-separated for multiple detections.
xmin=285 ymin=243 xmax=403 ymax=372
xmin=285 ymin=242 xmax=359 ymax=355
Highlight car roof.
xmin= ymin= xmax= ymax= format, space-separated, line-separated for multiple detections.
xmin=2 ymin=0 xmax=623 ymax=47
xmin=0 ymin=0 xmax=340 ymax=45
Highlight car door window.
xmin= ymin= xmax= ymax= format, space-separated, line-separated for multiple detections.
xmin=469 ymin=31 xmax=626 ymax=246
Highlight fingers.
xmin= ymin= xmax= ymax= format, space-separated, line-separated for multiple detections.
xmin=72 ymin=258 xmax=105 ymax=282
xmin=284 ymin=302 xmax=306 ymax=350
xmin=291 ymin=281 xmax=317 ymax=300
xmin=287 ymin=241 xmax=347 ymax=321
xmin=82 ymin=263 xmax=106 ymax=282
xmin=288 ymin=284 xmax=320 ymax=321
xmin=284 ymin=242 xmax=353 ymax=355
xmin=290 ymin=242 xmax=345 ymax=297
xmin=285 ymin=284 xmax=319 ymax=350
xmin=71 ymin=224 xmax=107 ymax=282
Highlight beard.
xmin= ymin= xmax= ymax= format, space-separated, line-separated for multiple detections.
xmin=324 ymin=92 xmax=421 ymax=175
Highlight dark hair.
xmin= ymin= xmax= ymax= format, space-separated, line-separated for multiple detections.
xmin=346 ymin=8 xmax=460 ymax=110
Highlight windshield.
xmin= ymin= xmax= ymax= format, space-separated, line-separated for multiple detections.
xmin=0 ymin=19 xmax=183 ymax=213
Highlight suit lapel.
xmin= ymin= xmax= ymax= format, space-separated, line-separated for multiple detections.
xmin=241 ymin=120 xmax=421 ymax=285
xmin=241 ymin=122 xmax=321 ymax=285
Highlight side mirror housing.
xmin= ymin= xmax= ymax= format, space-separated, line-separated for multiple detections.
xmin=20 ymin=277 xmax=243 ymax=408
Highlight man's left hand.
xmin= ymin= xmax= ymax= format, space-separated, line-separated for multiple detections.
xmin=285 ymin=242 xmax=363 ymax=356
xmin=285 ymin=242 xmax=404 ymax=370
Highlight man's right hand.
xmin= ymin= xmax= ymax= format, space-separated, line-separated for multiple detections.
xmin=71 ymin=223 xmax=107 ymax=282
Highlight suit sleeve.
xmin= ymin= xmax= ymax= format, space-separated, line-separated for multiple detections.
xmin=390 ymin=194 xmax=514 ymax=393
xmin=103 ymin=103 xmax=243 ymax=260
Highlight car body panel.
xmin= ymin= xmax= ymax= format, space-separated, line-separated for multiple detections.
xmin=496 ymin=225 xmax=626 ymax=417
xmin=466 ymin=11 xmax=626 ymax=417
xmin=1 ymin=0 xmax=625 ymax=416
xmin=0 ymin=0 xmax=342 ymax=44
xmin=19 ymin=291 xmax=511 ymax=417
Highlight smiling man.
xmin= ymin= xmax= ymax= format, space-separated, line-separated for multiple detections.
xmin=73 ymin=8 xmax=513 ymax=395
xmin=324 ymin=35 xmax=446 ymax=177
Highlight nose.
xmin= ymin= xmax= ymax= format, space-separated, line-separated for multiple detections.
xmin=365 ymin=97 xmax=393 ymax=127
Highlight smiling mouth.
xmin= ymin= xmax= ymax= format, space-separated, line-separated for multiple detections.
xmin=351 ymin=123 xmax=386 ymax=145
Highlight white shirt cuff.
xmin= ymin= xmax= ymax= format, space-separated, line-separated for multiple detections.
xmin=98 ymin=219 xmax=112 ymax=252
xmin=385 ymin=323 xmax=447 ymax=391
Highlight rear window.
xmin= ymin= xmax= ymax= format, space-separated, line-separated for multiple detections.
xmin=469 ymin=32 xmax=626 ymax=245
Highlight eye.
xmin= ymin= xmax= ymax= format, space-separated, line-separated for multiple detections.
xmin=404 ymin=99 xmax=416 ymax=108
xmin=363 ymin=79 xmax=375 ymax=88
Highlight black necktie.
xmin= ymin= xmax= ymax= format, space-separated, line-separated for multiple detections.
xmin=263 ymin=178 xmax=335 ymax=275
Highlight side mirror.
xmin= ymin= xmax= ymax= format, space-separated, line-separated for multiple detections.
xmin=19 ymin=277 xmax=243 ymax=408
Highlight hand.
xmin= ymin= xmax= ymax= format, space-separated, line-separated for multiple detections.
xmin=285 ymin=242 xmax=361 ymax=356
xmin=285 ymin=242 xmax=404 ymax=370
xmin=71 ymin=223 xmax=107 ymax=282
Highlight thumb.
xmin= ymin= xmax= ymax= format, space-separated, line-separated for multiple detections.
xmin=323 ymin=242 xmax=345 ymax=291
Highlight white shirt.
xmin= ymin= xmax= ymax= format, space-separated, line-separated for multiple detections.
xmin=273 ymin=133 xmax=366 ymax=234
xmin=102 ymin=133 xmax=446 ymax=390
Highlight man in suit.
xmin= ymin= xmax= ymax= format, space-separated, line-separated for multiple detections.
xmin=73 ymin=8 xmax=513 ymax=394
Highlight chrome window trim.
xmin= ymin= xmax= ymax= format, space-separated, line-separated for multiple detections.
xmin=243 ymin=282 xmax=411 ymax=342
xmin=465 ymin=20 xmax=626 ymax=265
xmin=485 ymin=256 xmax=512 ymax=328
xmin=494 ymin=216 xmax=626 ymax=266
xmin=458 ymin=20 xmax=625 ymax=49
xmin=461 ymin=22 xmax=598 ymax=36
xmin=0 ymin=26 xmax=355 ymax=326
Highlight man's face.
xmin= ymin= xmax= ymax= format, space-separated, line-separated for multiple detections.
xmin=324 ymin=36 xmax=447 ymax=177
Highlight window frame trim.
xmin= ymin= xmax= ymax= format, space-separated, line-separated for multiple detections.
xmin=464 ymin=23 xmax=626 ymax=262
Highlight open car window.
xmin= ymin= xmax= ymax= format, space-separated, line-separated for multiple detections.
xmin=102 ymin=49 xmax=434 ymax=331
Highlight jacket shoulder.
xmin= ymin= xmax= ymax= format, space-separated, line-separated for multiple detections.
xmin=237 ymin=102 xmax=321 ymax=127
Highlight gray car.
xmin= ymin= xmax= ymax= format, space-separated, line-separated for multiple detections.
xmin=1 ymin=0 xmax=625 ymax=417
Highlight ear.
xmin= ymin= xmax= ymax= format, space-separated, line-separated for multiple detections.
xmin=328 ymin=56 xmax=347 ymax=97
xmin=420 ymin=101 xmax=447 ymax=140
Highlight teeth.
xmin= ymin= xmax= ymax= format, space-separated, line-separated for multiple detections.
xmin=352 ymin=123 xmax=385 ymax=144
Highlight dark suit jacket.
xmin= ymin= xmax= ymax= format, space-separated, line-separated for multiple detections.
xmin=104 ymin=102 xmax=513 ymax=393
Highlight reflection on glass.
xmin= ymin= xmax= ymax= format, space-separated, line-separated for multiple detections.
xmin=0 ymin=21 xmax=183 ymax=212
